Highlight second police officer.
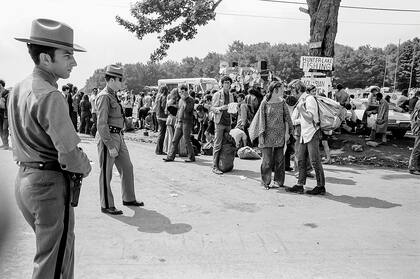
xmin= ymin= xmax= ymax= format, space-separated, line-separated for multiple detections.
xmin=96 ymin=64 xmax=144 ymax=215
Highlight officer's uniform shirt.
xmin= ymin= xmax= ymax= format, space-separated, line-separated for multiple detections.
xmin=96 ymin=86 xmax=124 ymax=149
xmin=8 ymin=67 xmax=91 ymax=174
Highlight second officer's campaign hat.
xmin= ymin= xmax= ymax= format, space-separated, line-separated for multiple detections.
xmin=105 ymin=64 xmax=123 ymax=78
xmin=15 ymin=18 xmax=86 ymax=52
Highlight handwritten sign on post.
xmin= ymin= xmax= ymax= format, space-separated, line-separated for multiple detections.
xmin=300 ymin=56 xmax=333 ymax=71
xmin=301 ymin=76 xmax=332 ymax=95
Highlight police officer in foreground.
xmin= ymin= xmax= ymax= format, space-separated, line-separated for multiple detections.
xmin=10 ymin=18 xmax=92 ymax=279
xmin=96 ymin=65 xmax=144 ymax=215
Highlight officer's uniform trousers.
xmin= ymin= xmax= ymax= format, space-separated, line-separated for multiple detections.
xmin=15 ymin=167 xmax=74 ymax=279
xmin=97 ymin=132 xmax=136 ymax=208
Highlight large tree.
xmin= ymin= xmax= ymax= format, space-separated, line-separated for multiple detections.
xmin=306 ymin=0 xmax=341 ymax=57
xmin=116 ymin=0 xmax=341 ymax=62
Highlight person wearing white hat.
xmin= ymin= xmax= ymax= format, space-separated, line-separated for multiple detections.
xmin=10 ymin=18 xmax=91 ymax=279
xmin=96 ymin=64 xmax=144 ymax=215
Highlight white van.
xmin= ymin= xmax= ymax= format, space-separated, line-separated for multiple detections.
xmin=157 ymin=78 xmax=219 ymax=93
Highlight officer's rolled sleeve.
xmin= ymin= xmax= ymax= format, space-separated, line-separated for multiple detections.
xmin=37 ymin=92 xmax=91 ymax=175
xmin=96 ymin=95 xmax=114 ymax=149
xmin=59 ymin=148 xmax=91 ymax=177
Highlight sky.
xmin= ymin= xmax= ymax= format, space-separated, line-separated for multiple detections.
xmin=1 ymin=0 xmax=419 ymax=89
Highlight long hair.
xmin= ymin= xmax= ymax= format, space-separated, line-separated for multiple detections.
xmin=159 ymin=85 xmax=169 ymax=96
xmin=265 ymin=81 xmax=282 ymax=102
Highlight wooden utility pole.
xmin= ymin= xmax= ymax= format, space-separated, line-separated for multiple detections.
xmin=393 ymin=39 xmax=400 ymax=92
xmin=382 ymin=56 xmax=387 ymax=89
xmin=409 ymin=45 xmax=417 ymax=92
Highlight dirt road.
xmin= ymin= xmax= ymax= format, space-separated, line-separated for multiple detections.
xmin=1 ymin=135 xmax=419 ymax=278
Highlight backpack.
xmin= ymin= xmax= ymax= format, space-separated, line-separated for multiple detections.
xmin=312 ymin=96 xmax=347 ymax=132
xmin=218 ymin=132 xmax=236 ymax=173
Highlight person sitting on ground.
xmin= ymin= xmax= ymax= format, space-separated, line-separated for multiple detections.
xmin=343 ymin=103 xmax=362 ymax=133
xmin=367 ymin=92 xmax=389 ymax=143
xmin=362 ymin=86 xmax=380 ymax=129
xmin=397 ymin=89 xmax=410 ymax=112
xmin=249 ymin=81 xmax=293 ymax=189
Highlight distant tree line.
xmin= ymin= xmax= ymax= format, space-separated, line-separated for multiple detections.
xmin=83 ymin=38 xmax=420 ymax=93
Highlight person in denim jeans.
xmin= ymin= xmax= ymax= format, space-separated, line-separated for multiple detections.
xmin=288 ymin=80 xmax=313 ymax=177
xmin=286 ymin=85 xmax=326 ymax=195
xmin=211 ymin=76 xmax=235 ymax=174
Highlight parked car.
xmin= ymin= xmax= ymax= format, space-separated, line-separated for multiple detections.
xmin=353 ymin=98 xmax=411 ymax=138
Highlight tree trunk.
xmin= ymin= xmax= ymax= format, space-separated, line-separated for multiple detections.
xmin=307 ymin=0 xmax=341 ymax=57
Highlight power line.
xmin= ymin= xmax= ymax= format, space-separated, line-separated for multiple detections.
xmin=259 ymin=0 xmax=420 ymax=13
xmin=217 ymin=11 xmax=420 ymax=26
xmin=217 ymin=12 xmax=306 ymax=21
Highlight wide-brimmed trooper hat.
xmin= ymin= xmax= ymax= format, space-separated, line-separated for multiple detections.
xmin=15 ymin=18 xmax=86 ymax=52
xmin=105 ymin=64 xmax=123 ymax=78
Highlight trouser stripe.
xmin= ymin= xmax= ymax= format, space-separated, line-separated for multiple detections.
xmin=103 ymin=144 xmax=109 ymax=208
xmin=54 ymin=178 xmax=70 ymax=279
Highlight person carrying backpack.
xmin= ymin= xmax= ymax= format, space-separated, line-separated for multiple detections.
xmin=286 ymin=81 xmax=326 ymax=195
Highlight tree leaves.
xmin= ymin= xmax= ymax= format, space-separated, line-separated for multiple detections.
xmin=116 ymin=0 xmax=222 ymax=62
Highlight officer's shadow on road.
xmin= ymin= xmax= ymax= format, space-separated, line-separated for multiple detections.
xmin=110 ymin=207 xmax=192 ymax=235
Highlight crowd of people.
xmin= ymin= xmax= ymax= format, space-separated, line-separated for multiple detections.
xmin=5 ymin=72 xmax=420 ymax=184
xmin=2 ymin=18 xmax=420 ymax=279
